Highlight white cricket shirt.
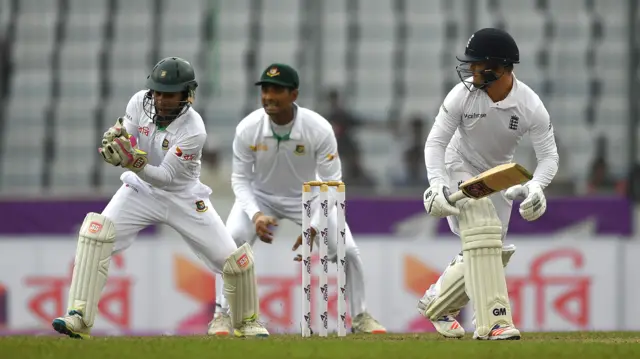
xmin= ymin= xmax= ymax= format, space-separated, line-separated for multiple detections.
xmin=119 ymin=90 xmax=209 ymax=193
xmin=425 ymin=75 xmax=559 ymax=188
xmin=232 ymin=105 xmax=341 ymax=220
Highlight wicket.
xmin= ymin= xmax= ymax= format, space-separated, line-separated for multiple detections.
xmin=301 ymin=181 xmax=347 ymax=337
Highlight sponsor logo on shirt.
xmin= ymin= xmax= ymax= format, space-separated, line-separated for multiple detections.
xmin=326 ymin=152 xmax=338 ymax=161
xmin=250 ymin=143 xmax=269 ymax=152
xmin=463 ymin=113 xmax=487 ymax=119
xmin=175 ymin=146 xmax=195 ymax=161
xmin=138 ymin=126 xmax=150 ymax=136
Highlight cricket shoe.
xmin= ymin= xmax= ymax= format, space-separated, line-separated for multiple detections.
xmin=473 ymin=324 xmax=521 ymax=340
xmin=233 ymin=315 xmax=270 ymax=338
xmin=52 ymin=310 xmax=91 ymax=339
xmin=431 ymin=315 xmax=465 ymax=338
xmin=417 ymin=293 xmax=465 ymax=338
xmin=207 ymin=312 xmax=232 ymax=336
xmin=351 ymin=312 xmax=387 ymax=334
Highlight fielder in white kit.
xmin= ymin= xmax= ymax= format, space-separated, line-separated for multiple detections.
xmin=52 ymin=57 xmax=269 ymax=338
xmin=419 ymin=28 xmax=559 ymax=340
xmin=207 ymin=63 xmax=386 ymax=335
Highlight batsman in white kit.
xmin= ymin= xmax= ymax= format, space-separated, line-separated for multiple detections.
xmin=207 ymin=63 xmax=386 ymax=335
xmin=52 ymin=57 xmax=269 ymax=338
xmin=419 ymin=28 xmax=559 ymax=340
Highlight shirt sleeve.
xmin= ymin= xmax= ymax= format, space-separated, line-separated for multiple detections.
xmin=528 ymin=103 xmax=559 ymax=188
xmin=137 ymin=133 xmax=206 ymax=187
xmin=122 ymin=92 xmax=143 ymax=135
xmin=424 ymin=87 xmax=464 ymax=186
xmin=315 ymin=132 xmax=342 ymax=182
xmin=230 ymin=130 xmax=262 ymax=220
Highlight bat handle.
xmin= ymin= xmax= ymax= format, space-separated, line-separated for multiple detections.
xmin=448 ymin=190 xmax=467 ymax=203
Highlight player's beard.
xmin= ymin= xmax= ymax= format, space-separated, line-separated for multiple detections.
xmin=154 ymin=102 xmax=184 ymax=125
xmin=157 ymin=107 xmax=171 ymax=117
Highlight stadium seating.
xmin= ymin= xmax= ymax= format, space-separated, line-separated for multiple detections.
xmin=0 ymin=0 xmax=634 ymax=194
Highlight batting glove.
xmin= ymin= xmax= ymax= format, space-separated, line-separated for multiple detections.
xmin=505 ymin=181 xmax=547 ymax=221
xmin=423 ymin=181 xmax=460 ymax=218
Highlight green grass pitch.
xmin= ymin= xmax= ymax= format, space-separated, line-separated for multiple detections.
xmin=1 ymin=332 xmax=639 ymax=359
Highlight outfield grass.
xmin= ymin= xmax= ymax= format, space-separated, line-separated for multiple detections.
xmin=1 ymin=332 xmax=639 ymax=359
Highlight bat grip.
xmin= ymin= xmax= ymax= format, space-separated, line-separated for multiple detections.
xmin=448 ymin=190 xmax=467 ymax=203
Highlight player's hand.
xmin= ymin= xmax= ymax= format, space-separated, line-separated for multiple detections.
xmin=102 ymin=117 xmax=129 ymax=145
xmin=505 ymin=181 xmax=546 ymax=221
xmin=292 ymin=227 xmax=317 ymax=262
xmin=108 ymin=135 xmax=148 ymax=172
xmin=253 ymin=213 xmax=278 ymax=243
xmin=423 ymin=182 xmax=460 ymax=218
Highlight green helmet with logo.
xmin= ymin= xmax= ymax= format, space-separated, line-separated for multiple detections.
xmin=143 ymin=57 xmax=199 ymax=123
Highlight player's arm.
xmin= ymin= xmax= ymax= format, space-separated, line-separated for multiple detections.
xmin=230 ymin=130 xmax=263 ymax=221
xmin=505 ymin=103 xmax=558 ymax=221
xmin=422 ymin=89 xmax=463 ymax=217
xmin=424 ymin=99 xmax=462 ymax=185
xmin=134 ymin=133 xmax=207 ymax=187
xmin=121 ymin=94 xmax=141 ymax=134
xmin=315 ymin=132 xmax=342 ymax=182
xmin=527 ymin=103 xmax=559 ymax=187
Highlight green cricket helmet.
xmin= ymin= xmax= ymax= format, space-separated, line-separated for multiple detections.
xmin=143 ymin=57 xmax=199 ymax=123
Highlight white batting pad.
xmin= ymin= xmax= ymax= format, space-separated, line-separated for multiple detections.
xmin=459 ymin=198 xmax=514 ymax=337
xmin=67 ymin=212 xmax=116 ymax=327
xmin=424 ymin=255 xmax=466 ymax=320
xmin=223 ymin=242 xmax=259 ymax=328
xmin=424 ymin=245 xmax=516 ymax=321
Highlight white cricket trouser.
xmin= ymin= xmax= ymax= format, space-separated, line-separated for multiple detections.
xmin=216 ymin=192 xmax=368 ymax=317
xmin=104 ymin=173 xmax=237 ymax=273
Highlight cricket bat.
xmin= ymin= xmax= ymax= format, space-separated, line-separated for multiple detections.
xmin=448 ymin=163 xmax=533 ymax=203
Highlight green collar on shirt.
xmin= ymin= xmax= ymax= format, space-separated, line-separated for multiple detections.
xmin=270 ymin=127 xmax=291 ymax=145
xmin=269 ymin=106 xmax=297 ymax=147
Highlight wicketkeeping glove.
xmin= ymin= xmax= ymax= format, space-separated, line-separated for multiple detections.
xmin=107 ymin=135 xmax=148 ymax=172
xmin=102 ymin=117 xmax=129 ymax=145
xmin=99 ymin=117 xmax=131 ymax=166
xmin=98 ymin=143 xmax=122 ymax=166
